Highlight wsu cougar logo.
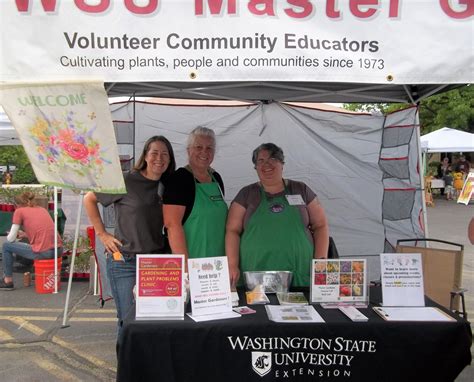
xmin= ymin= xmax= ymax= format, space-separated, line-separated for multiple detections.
xmin=252 ymin=352 xmax=272 ymax=377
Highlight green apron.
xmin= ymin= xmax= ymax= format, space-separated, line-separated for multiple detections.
xmin=184 ymin=173 xmax=228 ymax=258
xmin=240 ymin=186 xmax=314 ymax=286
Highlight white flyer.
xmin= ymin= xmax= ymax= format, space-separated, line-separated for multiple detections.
xmin=380 ymin=253 xmax=425 ymax=307
xmin=188 ymin=256 xmax=240 ymax=321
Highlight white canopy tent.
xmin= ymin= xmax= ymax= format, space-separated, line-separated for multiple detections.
xmin=0 ymin=109 xmax=21 ymax=146
xmin=1 ymin=1 xmax=472 ymax=321
xmin=421 ymin=127 xmax=474 ymax=153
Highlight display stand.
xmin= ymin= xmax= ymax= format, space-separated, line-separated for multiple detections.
xmin=61 ymin=191 xmax=85 ymax=328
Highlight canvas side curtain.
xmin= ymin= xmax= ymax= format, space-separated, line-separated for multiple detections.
xmin=111 ymin=102 xmax=424 ymax=281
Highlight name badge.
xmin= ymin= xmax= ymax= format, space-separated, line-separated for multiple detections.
xmin=285 ymin=194 xmax=305 ymax=206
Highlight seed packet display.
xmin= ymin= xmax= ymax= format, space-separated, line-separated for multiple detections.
xmin=310 ymin=259 xmax=368 ymax=307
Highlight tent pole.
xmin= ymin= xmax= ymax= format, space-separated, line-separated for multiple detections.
xmin=133 ymin=93 xmax=136 ymax=168
xmin=417 ymin=125 xmax=430 ymax=241
xmin=61 ymin=191 xmax=85 ymax=328
xmin=53 ymin=187 xmax=59 ymax=294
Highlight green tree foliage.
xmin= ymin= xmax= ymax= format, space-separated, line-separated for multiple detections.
xmin=0 ymin=146 xmax=38 ymax=184
xmin=343 ymin=85 xmax=474 ymax=134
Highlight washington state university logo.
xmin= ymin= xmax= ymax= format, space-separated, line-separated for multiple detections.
xmin=252 ymin=351 xmax=272 ymax=377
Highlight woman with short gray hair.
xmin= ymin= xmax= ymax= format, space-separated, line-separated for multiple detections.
xmin=163 ymin=127 xmax=228 ymax=262
xmin=226 ymin=143 xmax=329 ymax=287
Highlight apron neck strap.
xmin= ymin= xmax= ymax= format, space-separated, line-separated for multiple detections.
xmin=259 ymin=179 xmax=288 ymax=201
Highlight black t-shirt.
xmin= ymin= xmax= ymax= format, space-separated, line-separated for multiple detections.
xmin=96 ymin=171 xmax=169 ymax=256
xmin=163 ymin=167 xmax=224 ymax=224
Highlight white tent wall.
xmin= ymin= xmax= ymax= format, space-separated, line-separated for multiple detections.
xmin=111 ymin=101 xmax=423 ymax=280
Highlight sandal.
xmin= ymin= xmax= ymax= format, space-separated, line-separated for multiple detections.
xmin=0 ymin=278 xmax=14 ymax=291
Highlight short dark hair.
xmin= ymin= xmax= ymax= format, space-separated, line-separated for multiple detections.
xmin=252 ymin=143 xmax=285 ymax=165
xmin=134 ymin=136 xmax=176 ymax=178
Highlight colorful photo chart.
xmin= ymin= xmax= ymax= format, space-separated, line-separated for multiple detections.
xmin=310 ymin=259 xmax=368 ymax=307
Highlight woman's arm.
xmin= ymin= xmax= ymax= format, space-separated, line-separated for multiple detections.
xmin=225 ymin=202 xmax=246 ymax=288
xmin=83 ymin=192 xmax=122 ymax=254
xmin=6 ymin=224 xmax=20 ymax=242
xmin=163 ymin=204 xmax=188 ymax=260
xmin=307 ymin=199 xmax=330 ymax=259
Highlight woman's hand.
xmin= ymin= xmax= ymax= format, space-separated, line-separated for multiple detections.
xmin=225 ymin=202 xmax=246 ymax=289
xmin=17 ymin=230 xmax=27 ymax=240
xmin=229 ymin=266 xmax=241 ymax=290
xmin=97 ymin=231 xmax=123 ymax=254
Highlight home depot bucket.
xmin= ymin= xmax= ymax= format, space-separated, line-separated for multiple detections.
xmin=34 ymin=258 xmax=62 ymax=294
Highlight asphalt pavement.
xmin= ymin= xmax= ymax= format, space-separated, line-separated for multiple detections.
xmin=0 ymin=197 xmax=472 ymax=381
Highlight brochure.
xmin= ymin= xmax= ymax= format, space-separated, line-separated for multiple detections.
xmin=135 ymin=254 xmax=185 ymax=320
xmin=276 ymin=292 xmax=308 ymax=305
xmin=265 ymin=305 xmax=325 ymax=323
xmin=310 ymin=259 xmax=368 ymax=306
xmin=233 ymin=306 xmax=256 ymax=315
xmin=188 ymin=256 xmax=240 ymax=321
xmin=380 ymin=253 xmax=424 ymax=307
xmin=339 ymin=306 xmax=369 ymax=322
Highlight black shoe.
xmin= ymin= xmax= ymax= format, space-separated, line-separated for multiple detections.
xmin=0 ymin=279 xmax=14 ymax=291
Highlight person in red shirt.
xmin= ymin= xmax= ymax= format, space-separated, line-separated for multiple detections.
xmin=0 ymin=191 xmax=63 ymax=290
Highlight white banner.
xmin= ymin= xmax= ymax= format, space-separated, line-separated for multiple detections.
xmin=0 ymin=81 xmax=126 ymax=193
xmin=0 ymin=1 xmax=472 ymax=84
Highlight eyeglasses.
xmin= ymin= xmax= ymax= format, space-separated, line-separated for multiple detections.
xmin=255 ymin=157 xmax=280 ymax=167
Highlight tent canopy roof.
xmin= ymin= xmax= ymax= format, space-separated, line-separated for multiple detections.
xmin=105 ymin=81 xmax=462 ymax=104
xmin=420 ymin=127 xmax=474 ymax=153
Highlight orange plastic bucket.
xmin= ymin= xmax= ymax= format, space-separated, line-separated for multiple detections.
xmin=34 ymin=258 xmax=62 ymax=294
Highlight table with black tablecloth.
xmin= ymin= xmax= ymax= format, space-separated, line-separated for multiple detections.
xmin=117 ymin=287 xmax=472 ymax=382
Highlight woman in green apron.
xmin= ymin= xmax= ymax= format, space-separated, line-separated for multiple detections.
xmin=226 ymin=143 xmax=329 ymax=287
xmin=163 ymin=127 xmax=228 ymax=264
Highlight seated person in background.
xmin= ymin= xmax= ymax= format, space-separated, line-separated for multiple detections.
xmin=226 ymin=143 xmax=329 ymax=288
xmin=437 ymin=157 xmax=453 ymax=199
xmin=0 ymin=191 xmax=63 ymax=291
xmin=455 ymin=155 xmax=471 ymax=175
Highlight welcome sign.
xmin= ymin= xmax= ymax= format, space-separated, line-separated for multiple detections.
xmin=0 ymin=1 xmax=472 ymax=84
xmin=0 ymin=81 xmax=125 ymax=192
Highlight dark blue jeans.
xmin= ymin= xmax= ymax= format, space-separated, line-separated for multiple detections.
xmin=2 ymin=241 xmax=61 ymax=278
xmin=106 ymin=254 xmax=136 ymax=337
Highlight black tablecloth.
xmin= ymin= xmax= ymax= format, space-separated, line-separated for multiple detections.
xmin=117 ymin=287 xmax=472 ymax=382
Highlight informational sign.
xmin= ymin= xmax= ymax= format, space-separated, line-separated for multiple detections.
xmin=0 ymin=81 xmax=126 ymax=193
xmin=310 ymin=259 xmax=368 ymax=307
xmin=457 ymin=171 xmax=474 ymax=205
xmin=0 ymin=2 xmax=472 ymax=84
xmin=188 ymin=256 xmax=239 ymax=321
xmin=136 ymin=254 xmax=185 ymax=320
xmin=380 ymin=253 xmax=424 ymax=307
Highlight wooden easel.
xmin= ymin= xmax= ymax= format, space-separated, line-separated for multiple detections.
xmin=424 ymin=176 xmax=434 ymax=207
